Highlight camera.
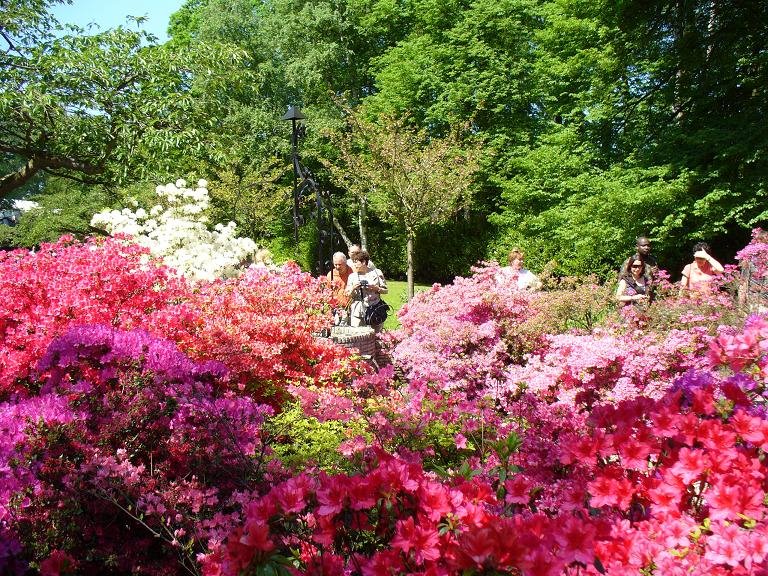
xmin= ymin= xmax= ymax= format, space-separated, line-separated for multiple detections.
xmin=359 ymin=279 xmax=369 ymax=287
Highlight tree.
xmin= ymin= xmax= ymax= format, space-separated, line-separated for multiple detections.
xmin=0 ymin=0 xmax=245 ymax=199
xmin=165 ymin=0 xmax=414 ymax=261
xmin=330 ymin=111 xmax=480 ymax=299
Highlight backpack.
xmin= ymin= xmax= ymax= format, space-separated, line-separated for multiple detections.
xmin=364 ymin=299 xmax=390 ymax=326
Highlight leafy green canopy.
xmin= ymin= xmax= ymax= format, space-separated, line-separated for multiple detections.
xmin=0 ymin=0 xmax=246 ymax=198
xmin=4 ymin=0 xmax=767 ymax=281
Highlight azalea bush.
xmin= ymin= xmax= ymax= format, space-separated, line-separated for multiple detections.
xmin=0 ymin=236 xmax=188 ymax=398
xmin=2 ymin=325 xmax=279 ymax=575
xmin=390 ymin=263 xmax=545 ymax=395
xmin=204 ymin=311 xmax=768 ymax=576
xmin=91 ymin=179 xmax=257 ymax=281
xmin=0 ymin=236 xmax=354 ymax=401
xmin=2 ymin=230 xmax=768 ymax=575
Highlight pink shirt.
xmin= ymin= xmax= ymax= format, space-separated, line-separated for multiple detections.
xmin=682 ymin=261 xmax=719 ymax=292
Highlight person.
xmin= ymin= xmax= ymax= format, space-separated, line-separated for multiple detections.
xmin=347 ymin=244 xmax=376 ymax=272
xmin=327 ymin=252 xmax=353 ymax=324
xmin=680 ymin=242 xmax=724 ymax=295
xmin=497 ymin=248 xmax=541 ymax=291
xmin=619 ymin=236 xmax=658 ymax=278
xmin=618 ymin=237 xmax=658 ymax=301
xmin=616 ymin=256 xmax=650 ymax=306
xmin=345 ymin=249 xmax=388 ymax=330
xmin=738 ymin=230 xmax=768 ymax=313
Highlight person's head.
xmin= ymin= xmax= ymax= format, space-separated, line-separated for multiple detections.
xmin=351 ymin=249 xmax=370 ymax=270
xmin=625 ymin=255 xmax=645 ymax=277
xmin=348 ymin=244 xmax=363 ymax=260
xmin=636 ymin=236 xmax=652 ymax=257
xmin=693 ymin=242 xmax=711 ymax=261
xmin=507 ymin=248 xmax=524 ymax=269
xmin=332 ymin=252 xmax=348 ymax=272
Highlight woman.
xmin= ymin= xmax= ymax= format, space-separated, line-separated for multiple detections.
xmin=680 ymin=242 xmax=724 ymax=295
xmin=616 ymin=257 xmax=650 ymax=306
xmin=345 ymin=249 xmax=388 ymax=329
xmin=497 ymin=248 xmax=542 ymax=291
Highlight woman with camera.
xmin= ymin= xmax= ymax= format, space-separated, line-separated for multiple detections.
xmin=345 ymin=249 xmax=388 ymax=329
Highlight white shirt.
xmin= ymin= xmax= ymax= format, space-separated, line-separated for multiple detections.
xmin=496 ymin=266 xmax=541 ymax=291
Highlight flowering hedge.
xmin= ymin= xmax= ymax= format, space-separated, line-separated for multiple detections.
xmin=2 ymin=231 xmax=768 ymax=576
xmin=201 ymin=296 xmax=768 ymax=576
xmin=0 ymin=236 xmax=353 ymax=401
xmin=2 ymin=325 xmax=278 ymax=575
xmin=90 ymin=179 xmax=257 ymax=281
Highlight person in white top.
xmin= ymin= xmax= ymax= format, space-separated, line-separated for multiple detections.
xmin=497 ymin=248 xmax=541 ymax=291
xmin=345 ymin=249 xmax=388 ymax=329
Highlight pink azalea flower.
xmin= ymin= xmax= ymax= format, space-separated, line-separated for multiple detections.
xmin=390 ymin=517 xmax=441 ymax=564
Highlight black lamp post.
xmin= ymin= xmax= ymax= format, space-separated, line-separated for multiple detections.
xmin=281 ymin=106 xmax=335 ymax=276
xmin=282 ymin=105 xmax=306 ymax=242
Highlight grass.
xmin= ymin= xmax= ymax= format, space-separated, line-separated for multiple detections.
xmin=380 ymin=279 xmax=432 ymax=330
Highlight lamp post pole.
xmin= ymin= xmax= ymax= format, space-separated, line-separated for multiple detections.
xmin=281 ymin=106 xmax=335 ymax=276
xmin=282 ymin=106 xmax=306 ymax=244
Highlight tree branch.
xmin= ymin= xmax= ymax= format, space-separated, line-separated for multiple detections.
xmin=0 ymin=157 xmax=41 ymax=198
xmin=0 ymin=154 xmax=103 ymax=199
xmin=332 ymin=215 xmax=353 ymax=248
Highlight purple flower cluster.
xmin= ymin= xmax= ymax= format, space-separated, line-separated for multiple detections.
xmin=2 ymin=324 xmax=278 ymax=574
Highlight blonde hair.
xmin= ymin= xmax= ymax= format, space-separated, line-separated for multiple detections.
xmin=507 ymin=248 xmax=524 ymax=266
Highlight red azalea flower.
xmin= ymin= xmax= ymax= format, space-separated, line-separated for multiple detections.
xmin=554 ymin=516 xmax=596 ymax=565
xmin=588 ymin=474 xmax=633 ymax=509
xmin=390 ymin=517 xmax=441 ymax=564
xmin=39 ymin=550 xmax=76 ymax=576
xmin=669 ymin=447 xmax=710 ymax=485
xmin=456 ymin=526 xmax=500 ymax=567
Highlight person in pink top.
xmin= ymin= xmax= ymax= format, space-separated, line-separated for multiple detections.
xmin=680 ymin=242 xmax=724 ymax=295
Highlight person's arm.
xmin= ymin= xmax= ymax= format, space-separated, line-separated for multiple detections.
xmin=695 ymin=250 xmax=724 ymax=274
xmin=345 ymin=273 xmax=358 ymax=295
xmin=374 ymin=270 xmax=388 ymax=294
xmin=679 ymin=264 xmax=691 ymax=295
xmin=616 ymin=279 xmax=646 ymax=303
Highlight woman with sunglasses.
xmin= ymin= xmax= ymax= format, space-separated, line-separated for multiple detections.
xmin=616 ymin=256 xmax=650 ymax=306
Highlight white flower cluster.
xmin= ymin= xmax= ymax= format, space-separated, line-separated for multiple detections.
xmin=91 ymin=179 xmax=257 ymax=281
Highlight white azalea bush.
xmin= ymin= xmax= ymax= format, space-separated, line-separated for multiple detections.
xmin=91 ymin=179 xmax=257 ymax=281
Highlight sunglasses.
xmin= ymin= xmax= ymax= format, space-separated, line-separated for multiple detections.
xmin=631 ymin=264 xmax=643 ymax=268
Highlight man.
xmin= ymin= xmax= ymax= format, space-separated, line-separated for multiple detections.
xmin=619 ymin=236 xmax=658 ymax=300
xmin=347 ymin=244 xmax=375 ymax=271
xmin=620 ymin=236 xmax=658 ymax=277
xmin=327 ymin=252 xmax=353 ymax=317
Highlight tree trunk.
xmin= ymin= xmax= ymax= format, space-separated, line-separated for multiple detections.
xmin=358 ymin=195 xmax=368 ymax=250
xmin=406 ymin=233 xmax=415 ymax=301
xmin=332 ymin=215 xmax=353 ymax=249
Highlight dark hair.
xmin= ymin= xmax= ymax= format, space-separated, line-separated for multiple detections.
xmin=624 ymin=253 xmax=645 ymax=277
xmin=693 ymin=242 xmax=711 ymax=255
xmin=351 ymin=249 xmax=370 ymax=264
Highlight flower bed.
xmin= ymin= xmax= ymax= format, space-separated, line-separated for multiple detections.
xmin=1 ymin=231 xmax=767 ymax=576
